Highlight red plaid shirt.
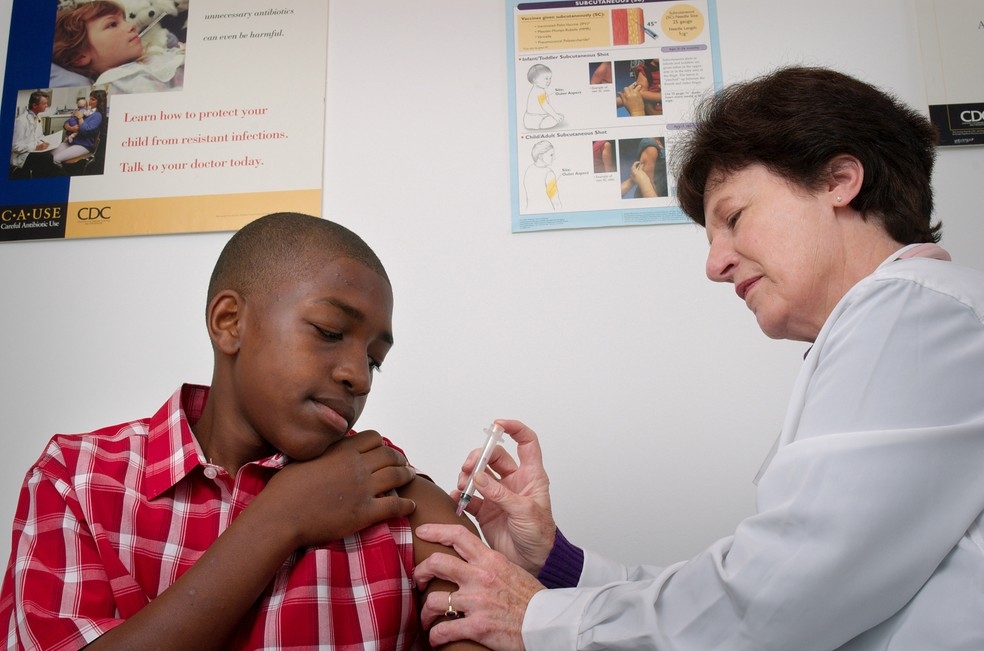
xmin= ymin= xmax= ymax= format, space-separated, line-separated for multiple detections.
xmin=0 ymin=385 xmax=424 ymax=650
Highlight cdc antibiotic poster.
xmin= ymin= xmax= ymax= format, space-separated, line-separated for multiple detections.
xmin=0 ymin=0 xmax=327 ymax=242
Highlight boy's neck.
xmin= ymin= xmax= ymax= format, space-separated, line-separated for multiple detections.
xmin=192 ymin=390 xmax=277 ymax=477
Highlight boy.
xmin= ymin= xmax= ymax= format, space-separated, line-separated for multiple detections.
xmin=0 ymin=213 xmax=482 ymax=650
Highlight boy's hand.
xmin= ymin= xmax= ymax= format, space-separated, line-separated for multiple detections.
xmin=263 ymin=430 xmax=417 ymax=548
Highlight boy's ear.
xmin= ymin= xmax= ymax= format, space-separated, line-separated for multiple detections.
xmin=207 ymin=290 xmax=244 ymax=355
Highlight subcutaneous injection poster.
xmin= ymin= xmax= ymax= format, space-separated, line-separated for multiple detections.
xmin=508 ymin=0 xmax=721 ymax=233
xmin=915 ymin=0 xmax=984 ymax=147
xmin=0 ymin=0 xmax=326 ymax=242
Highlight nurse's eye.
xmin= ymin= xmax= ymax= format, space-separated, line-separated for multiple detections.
xmin=726 ymin=210 xmax=742 ymax=229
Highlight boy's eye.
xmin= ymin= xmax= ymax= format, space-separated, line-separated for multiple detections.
xmin=314 ymin=326 xmax=383 ymax=373
xmin=315 ymin=326 xmax=384 ymax=373
xmin=315 ymin=326 xmax=342 ymax=342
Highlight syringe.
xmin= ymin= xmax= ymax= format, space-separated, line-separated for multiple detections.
xmin=455 ymin=422 xmax=505 ymax=517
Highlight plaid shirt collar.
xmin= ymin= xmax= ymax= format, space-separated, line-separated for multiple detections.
xmin=143 ymin=384 xmax=288 ymax=499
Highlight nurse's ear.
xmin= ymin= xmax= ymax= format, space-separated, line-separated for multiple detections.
xmin=826 ymin=154 xmax=863 ymax=207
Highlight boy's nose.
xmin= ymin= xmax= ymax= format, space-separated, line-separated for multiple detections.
xmin=332 ymin=355 xmax=372 ymax=396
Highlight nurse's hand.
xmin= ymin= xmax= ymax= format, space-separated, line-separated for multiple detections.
xmin=415 ymin=523 xmax=545 ymax=651
xmin=452 ymin=419 xmax=556 ymax=574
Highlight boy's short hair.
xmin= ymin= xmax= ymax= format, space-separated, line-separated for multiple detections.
xmin=207 ymin=213 xmax=389 ymax=308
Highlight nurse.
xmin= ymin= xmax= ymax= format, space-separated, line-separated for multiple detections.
xmin=412 ymin=66 xmax=984 ymax=650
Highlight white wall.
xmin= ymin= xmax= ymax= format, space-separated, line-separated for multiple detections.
xmin=1 ymin=0 xmax=982 ymax=571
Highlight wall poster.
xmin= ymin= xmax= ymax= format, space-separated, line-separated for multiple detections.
xmin=507 ymin=0 xmax=721 ymax=233
xmin=1 ymin=0 xmax=327 ymax=242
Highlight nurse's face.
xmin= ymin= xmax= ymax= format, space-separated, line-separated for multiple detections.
xmin=81 ymin=12 xmax=144 ymax=75
xmin=703 ymin=163 xmax=839 ymax=343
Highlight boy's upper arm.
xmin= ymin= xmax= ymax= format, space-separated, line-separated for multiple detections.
xmin=398 ymin=477 xmax=489 ymax=650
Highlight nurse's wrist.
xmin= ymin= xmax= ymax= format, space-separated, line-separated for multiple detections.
xmin=536 ymin=528 xmax=583 ymax=589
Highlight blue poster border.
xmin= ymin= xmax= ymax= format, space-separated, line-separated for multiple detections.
xmin=1 ymin=0 xmax=71 ymax=213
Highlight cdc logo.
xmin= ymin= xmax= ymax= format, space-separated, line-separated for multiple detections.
xmin=77 ymin=206 xmax=111 ymax=221
xmin=959 ymin=110 xmax=984 ymax=124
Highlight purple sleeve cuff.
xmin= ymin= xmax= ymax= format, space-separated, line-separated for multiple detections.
xmin=536 ymin=529 xmax=584 ymax=589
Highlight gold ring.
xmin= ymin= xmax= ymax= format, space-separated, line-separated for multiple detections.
xmin=444 ymin=591 xmax=460 ymax=618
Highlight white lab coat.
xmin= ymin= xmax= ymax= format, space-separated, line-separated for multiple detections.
xmin=10 ymin=109 xmax=44 ymax=168
xmin=524 ymin=246 xmax=984 ymax=650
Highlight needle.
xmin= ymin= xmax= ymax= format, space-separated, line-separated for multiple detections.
xmin=455 ymin=423 xmax=505 ymax=517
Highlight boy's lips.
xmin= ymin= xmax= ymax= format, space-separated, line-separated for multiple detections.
xmin=312 ymin=398 xmax=354 ymax=433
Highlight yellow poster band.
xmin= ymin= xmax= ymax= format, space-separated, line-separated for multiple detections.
xmin=64 ymin=189 xmax=321 ymax=239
